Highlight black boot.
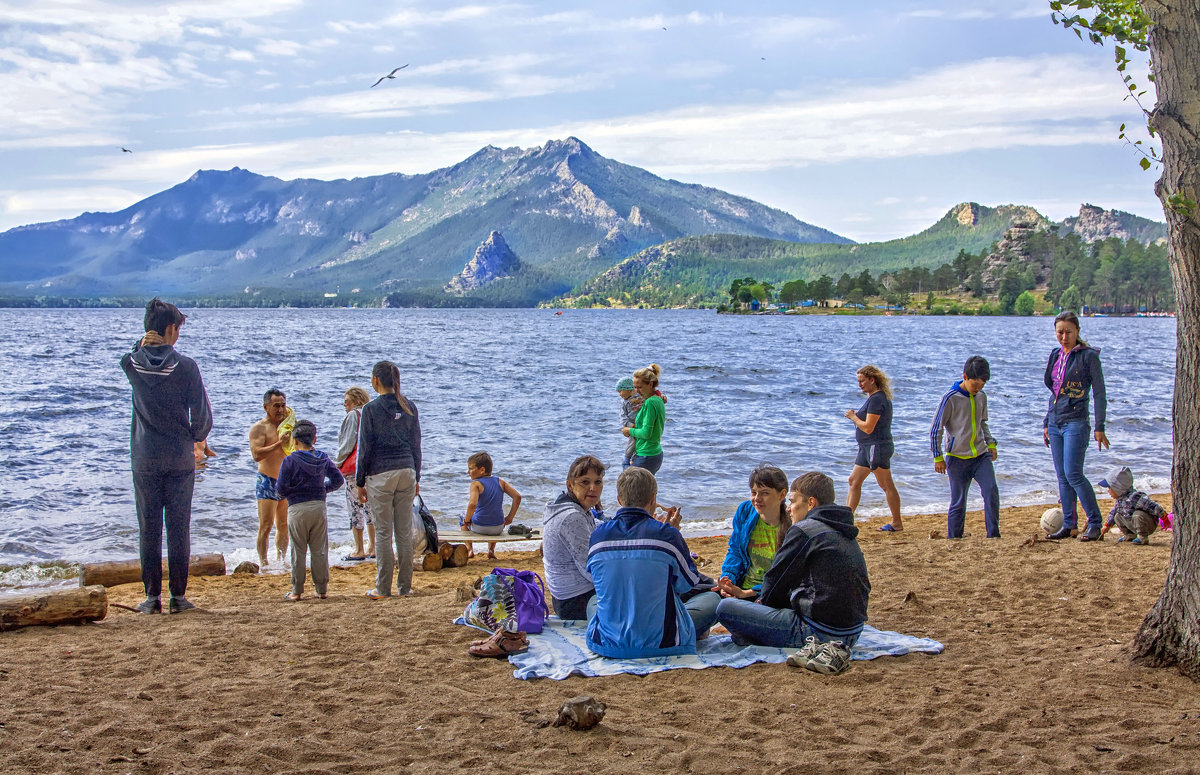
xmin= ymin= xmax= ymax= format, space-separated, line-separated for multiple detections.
xmin=1046 ymin=526 xmax=1073 ymax=540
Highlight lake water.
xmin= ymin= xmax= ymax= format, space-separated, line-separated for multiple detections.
xmin=0 ymin=308 xmax=1176 ymax=588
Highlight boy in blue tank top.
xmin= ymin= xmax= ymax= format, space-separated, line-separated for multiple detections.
xmin=461 ymin=451 xmax=523 ymax=560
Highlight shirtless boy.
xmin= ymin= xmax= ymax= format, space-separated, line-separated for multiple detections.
xmin=249 ymin=388 xmax=291 ymax=566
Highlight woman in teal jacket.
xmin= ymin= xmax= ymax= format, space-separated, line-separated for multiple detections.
xmin=622 ymin=363 xmax=665 ymax=474
xmin=715 ymin=465 xmax=790 ymax=599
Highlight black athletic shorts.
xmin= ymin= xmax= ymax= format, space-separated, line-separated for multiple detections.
xmin=855 ymin=441 xmax=894 ymax=470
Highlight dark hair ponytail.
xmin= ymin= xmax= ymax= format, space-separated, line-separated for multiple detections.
xmin=372 ymin=360 xmax=415 ymax=416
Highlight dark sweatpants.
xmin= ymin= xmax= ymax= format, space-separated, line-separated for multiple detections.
xmin=133 ymin=470 xmax=195 ymax=598
xmin=946 ymin=453 xmax=1000 ymax=538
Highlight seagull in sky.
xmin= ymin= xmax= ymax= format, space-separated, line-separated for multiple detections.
xmin=371 ymin=64 xmax=409 ymax=87
xmin=121 ymin=147 xmax=132 ymax=153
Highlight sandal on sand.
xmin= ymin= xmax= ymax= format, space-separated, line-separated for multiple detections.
xmin=284 ymin=592 xmax=302 ymax=601
xmin=879 ymin=524 xmax=902 ymax=532
xmin=364 ymin=589 xmax=389 ymax=600
xmin=342 ymin=554 xmax=367 ymax=562
xmin=468 ymin=629 xmax=529 ymax=658
xmin=316 ymin=592 xmax=328 ymax=599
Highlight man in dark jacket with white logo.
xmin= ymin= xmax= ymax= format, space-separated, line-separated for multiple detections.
xmin=715 ymin=472 xmax=870 ymax=675
xmin=120 ymin=299 xmax=212 ymax=614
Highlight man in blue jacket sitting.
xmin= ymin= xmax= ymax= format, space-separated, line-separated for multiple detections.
xmin=586 ymin=467 xmax=715 ymax=658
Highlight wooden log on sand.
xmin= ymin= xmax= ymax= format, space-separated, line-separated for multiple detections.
xmin=439 ymin=543 xmax=470 ymax=568
xmin=78 ymin=553 xmax=226 ymax=588
xmin=0 ymin=585 xmax=108 ymax=630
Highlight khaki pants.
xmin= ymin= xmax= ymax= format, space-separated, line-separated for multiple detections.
xmin=366 ymin=468 xmax=416 ymax=596
xmin=288 ymin=500 xmax=330 ymax=596
xmin=1115 ymin=509 xmax=1159 ymax=539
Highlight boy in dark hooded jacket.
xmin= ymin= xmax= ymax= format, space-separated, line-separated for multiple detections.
xmin=277 ymin=420 xmax=344 ymax=600
xmin=715 ymin=472 xmax=870 ymax=675
xmin=120 ymin=298 xmax=212 ymax=615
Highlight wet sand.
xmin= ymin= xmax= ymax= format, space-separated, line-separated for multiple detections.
xmin=2 ymin=498 xmax=1196 ymax=774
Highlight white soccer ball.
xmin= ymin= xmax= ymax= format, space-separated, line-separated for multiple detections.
xmin=1041 ymin=507 xmax=1064 ymax=534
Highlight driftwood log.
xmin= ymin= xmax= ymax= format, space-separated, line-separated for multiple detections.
xmin=438 ymin=543 xmax=470 ymax=569
xmin=0 ymin=585 xmax=108 ymax=630
xmin=420 ymin=552 xmax=444 ymax=572
xmin=78 ymin=553 xmax=226 ymax=588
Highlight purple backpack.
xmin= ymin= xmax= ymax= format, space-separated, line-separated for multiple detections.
xmin=490 ymin=568 xmax=549 ymax=634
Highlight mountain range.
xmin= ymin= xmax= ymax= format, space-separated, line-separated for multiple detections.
xmin=0 ymin=138 xmax=844 ymax=303
xmin=0 ymin=138 xmax=1166 ymax=306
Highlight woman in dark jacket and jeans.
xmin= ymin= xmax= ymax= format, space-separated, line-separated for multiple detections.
xmin=1043 ymin=311 xmax=1109 ymax=541
xmin=356 ymin=361 xmax=421 ymax=597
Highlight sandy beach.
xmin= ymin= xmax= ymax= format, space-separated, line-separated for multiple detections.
xmin=3 ymin=498 xmax=1196 ymax=774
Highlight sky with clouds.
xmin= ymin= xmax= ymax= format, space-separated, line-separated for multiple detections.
xmin=0 ymin=0 xmax=1163 ymax=241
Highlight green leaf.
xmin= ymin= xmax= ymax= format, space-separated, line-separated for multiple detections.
xmin=1139 ymin=157 xmax=1152 ymax=170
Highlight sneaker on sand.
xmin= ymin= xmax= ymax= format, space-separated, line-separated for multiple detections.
xmin=168 ymin=596 xmax=196 ymax=614
xmin=806 ymin=640 xmax=852 ymax=675
xmin=135 ymin=597 xmax=161 ymax=614
xmin=1132 ymin=535 xmax=1151 ymax=546
xmin=786 ymin=635 xmax=823 ymax=668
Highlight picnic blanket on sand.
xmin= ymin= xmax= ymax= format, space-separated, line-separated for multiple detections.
xmin=454 ymin=617 xmax=944 ymax=681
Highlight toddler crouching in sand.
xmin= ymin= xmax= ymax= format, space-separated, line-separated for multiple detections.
xmin=1097 ymin=465 xmax=1165 ymax=545
xmin=277 ymin=420 xmax=344 ymax=600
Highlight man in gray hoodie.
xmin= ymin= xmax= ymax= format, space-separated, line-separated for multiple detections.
xmin=120 ymin=299 xmax=213 ymax=614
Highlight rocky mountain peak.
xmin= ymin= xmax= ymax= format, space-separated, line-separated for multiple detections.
xmin=952 ymin=203 xmax=980 ymax=226
xmin=1059 ymin=203 xmax=1167 ymax=244
xmin=444 ymin=231 xmax=522 ymax=294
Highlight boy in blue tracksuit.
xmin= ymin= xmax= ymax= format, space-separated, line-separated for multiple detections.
xmin=930 ymin=355 xmax=1000 ymax=539
xmin=586 ymin=467 xmax=715 ymax=658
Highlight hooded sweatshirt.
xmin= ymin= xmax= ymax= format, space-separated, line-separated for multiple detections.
xmin=1043 ymin=345 xmax=1106 ymax=431
xmin=120 ymin=342 xmax=213 ymax=473
xmin=277 ymin=448 xmax=345 ymax=506
xmin=929 ymin=380 xmax=997 ymax=462
xmin=759 ymin=503 xmax=870 ymax=640
xmin=542 ymin=491 xmax=596 ymax=600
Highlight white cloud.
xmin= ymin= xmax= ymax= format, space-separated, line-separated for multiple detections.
xmin=0 ymin=186 xmax=147 ymax=222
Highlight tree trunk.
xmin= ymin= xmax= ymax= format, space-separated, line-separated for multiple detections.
xmin=77 ymin=553 xmax=226 ymax=588
xmin=0 ymin=585 xmax=108 ymax=630
xmin=1131 ymin=0 xmax=1200 ymax=678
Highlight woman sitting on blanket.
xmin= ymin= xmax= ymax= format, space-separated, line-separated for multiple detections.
xmin=679 ymin=465 xmax=789 ymax=629
xmin=541 ymin=454 xmax=606 ymax=620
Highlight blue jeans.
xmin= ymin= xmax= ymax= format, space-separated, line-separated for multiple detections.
xmin=715 ymin=597 xmax=850 ymax=648
xmin=630 ymin=452 xmax=663 ymax=474
xmin=1047 ymin=420 xmax=1101 ymax=530
xmin=946 ymin=453 xmax=1000 ymax=538
xmin=133 ymin=470 xmax=195 ymax=599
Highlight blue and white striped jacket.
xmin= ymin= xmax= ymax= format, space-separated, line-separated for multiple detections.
xmin=586 ymin=506 xmax=700 ymax=659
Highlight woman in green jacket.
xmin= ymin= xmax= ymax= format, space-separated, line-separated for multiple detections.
xmin=622 ymin=363 xmax=665 ymax=474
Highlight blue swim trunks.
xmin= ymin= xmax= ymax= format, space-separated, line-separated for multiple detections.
xmin=256 ymin=472 xmax=281 ymax=501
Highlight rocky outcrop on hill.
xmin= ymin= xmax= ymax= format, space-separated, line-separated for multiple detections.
xmin=445 ymin=231 xmax=522 ymax=294
xmin=1058 ymin=204 xmax=1167 ymax=244
xmin=980 ymin=220 xmax=1050 ymax=291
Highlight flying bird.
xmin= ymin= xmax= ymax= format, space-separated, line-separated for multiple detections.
xmin=371 ymin=64 xmax=409 ymax=87
xmin=121 ymin=147 xmax=132 ymax=153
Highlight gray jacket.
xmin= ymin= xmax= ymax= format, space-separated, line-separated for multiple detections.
xmin=542 ymin=491 xmax=596 ymax=600
xmin=930 ymin=381 xmax=996 ymax=461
